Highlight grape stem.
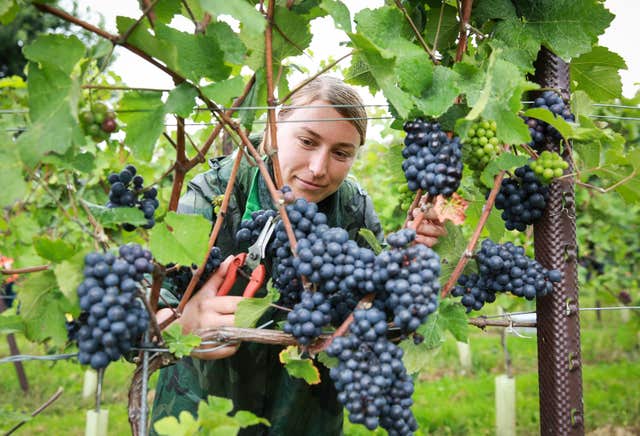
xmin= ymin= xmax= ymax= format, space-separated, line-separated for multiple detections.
xmin=307 ymin=293 xmax=376 ymax=355
xmin=440 ymin=170 xmax=506 ymax=298
xmin=264 ymin=0 xmax=283 ymax=188
xmin=455 ymin=0 xmax=474 ymax=62
xmin=393 ymin=0 xmax=439 ymax=63
xmin=0 ymin=265 xmax=50 ymax=275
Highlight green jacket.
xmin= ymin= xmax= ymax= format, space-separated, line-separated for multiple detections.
xmin=150 ymin=151 xmax=383 ymax=436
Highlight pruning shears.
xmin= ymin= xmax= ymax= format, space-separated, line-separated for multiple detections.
xmin=217 ymin=216 xmax=277 ymax=298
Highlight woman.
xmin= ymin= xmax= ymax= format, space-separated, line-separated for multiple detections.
xmin=152 ymin=76 xmax=446 ymax=435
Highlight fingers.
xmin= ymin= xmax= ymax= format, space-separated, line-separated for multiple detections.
xmin=206 ymin=297 xmax=242 ymax=315
xmin=412 ymin=206 xmax=441 ymax=222
xmin=417 ymin=221 xmax=447 ymax=238
xmin=200 ymin=255 xmax=235 ymax=296
xmin=415 ymin=234 xmax=439 ymax=248
xmin=194 ymin=342 xmax=240 ymax=360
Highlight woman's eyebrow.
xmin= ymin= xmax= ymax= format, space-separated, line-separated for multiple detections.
xmin=299 ymin=127 xmax=357 ymax=150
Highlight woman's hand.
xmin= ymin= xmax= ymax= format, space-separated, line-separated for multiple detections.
xmin=408 ymin=207 xmax=447 ymax=247
xmin=156 ymin=255 xmax=244 ymax=360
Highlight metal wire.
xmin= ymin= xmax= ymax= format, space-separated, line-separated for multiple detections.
xmin=480 ymin=305 xmax=640 ymax=320
xmin=0 ymin=352 xmax=78 ymax=364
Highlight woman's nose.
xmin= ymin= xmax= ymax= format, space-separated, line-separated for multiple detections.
xmin=308 ymin=149 xmax=328 ymax=177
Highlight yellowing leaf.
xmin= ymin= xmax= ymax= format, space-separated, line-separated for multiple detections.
xmin=278 ymin=346 xmax=321 ymax=385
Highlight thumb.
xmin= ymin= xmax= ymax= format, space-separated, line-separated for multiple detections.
xmin=201 ymin=255 xmax=235 ymax=296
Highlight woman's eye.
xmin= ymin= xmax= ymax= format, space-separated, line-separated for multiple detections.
xmin=298 ymin=137 xmax=314 ymax=147
xmin=333 ymin=150 xmax=352 ymax=160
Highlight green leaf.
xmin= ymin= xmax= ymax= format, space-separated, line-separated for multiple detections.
xmin=22 ymin=34 xmax=85 ymax=75
xmin=149 ymin=211 xmax=211 ymax=265
xmin=414 ymin=65 xmax=460 ymax=117
xmin=33 ymin=236 xmax=75 ymax=262
xmin=154 ymin=410 xmax=200 ymax=436
xmin=401 ymin=314 xmax=443 ymax=374
xmin=117 ymin=17 xmax=173 ymax=63
xmin=437 ymin=299 xmax=469 ymax=342
xmin=513 ymin=0 xmax=614 ymax=60
xmin=0 ymin=0 xmax=19 ymax=25
xmin=0 ymin=133 xmax=26 ymax=207
xmin=320 ymin=0 xmax=351 ymax=32
xmin=162 ymin=324 xmax=202 ymax=358
xmin=570 ymin=46 xmax=626 ymax=102
xmin=480 ymin=153 xmax=530 ymax=187
xmin=155 ymin=23 xmax=230 ymax=82
xmin=434 ymin=222 xmax=467 ymax=283
xmin=357 ymin=228 xmax=382 ymax=254
xmin=233 ymin=411 xmax=270 ymax=429
xmin=54 ymin=250 xmax=87 ymax=304
xmin=18 ymin=271 xmax=71 ymax=346
xmin=149 ymin=0 xmax=182 ymax=23
xmin=278 ymin=346 xmax=321 ymax=384
xmin=85 ymin=201 xmax=148 ymax=229
xmin=199 ymin=0 xmax=266 ymax=40
xmin=270 ymin=7 xmax=312 ymax=62
xmin=206 ymin=22 xmax=247 ymax=66
xmin=0 ymin=313 xmax=25 ymax=335
xmin=316 ymin=351 xmax=338 ymax=369
xmin=523 ymin=107 xmax=574 ymax=140
xmin=165 ymin=83 xmax=198 ymax=118
xmin=234 ymin=287 xmax=279 ymax=328
xmin=42 ymin=149 xmax=95 ymax=173
xmin=464 ymin=53 xmax=538 ymax=145
xmin=17 ymin=62 xmax=82 ymax=167
xmin=118 ymin=91 xmax=165 ymax=160
xmin=201 ymin=76 xmax=246 ymax=107
xmin=423 ymin=1 xmax=459 ymax=48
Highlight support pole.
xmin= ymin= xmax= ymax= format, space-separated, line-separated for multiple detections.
xmin=533 ymin=47 xmax=584 ymax=435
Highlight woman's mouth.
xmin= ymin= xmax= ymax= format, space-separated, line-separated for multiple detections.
xmin=295 ymin=176 xmax=327 ymax=190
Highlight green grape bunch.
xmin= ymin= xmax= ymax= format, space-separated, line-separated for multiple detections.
xmin=462 ymin=120 xmax=502 ymax=171
xmin=530 ymin=151 xmax=569 ymax=183
xmin=79 ymin=102 xmax=118 ymax=142
xmin=396 ymin=183 xmax=416 ymax=212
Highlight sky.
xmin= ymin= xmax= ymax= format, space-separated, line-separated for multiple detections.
xmin=75 ymin=0 xmax=639 ymax=100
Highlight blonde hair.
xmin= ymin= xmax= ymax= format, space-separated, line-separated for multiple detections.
xmin=274 ymin=76 xmax=367 ymax=146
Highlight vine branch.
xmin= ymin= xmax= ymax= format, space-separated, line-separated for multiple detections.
xmin=441 ymin=171 xmax=506 ymax=297
xmin=393 ymin=0 xmax=438 ymax=63
xmin=265 ymin=0 xmax=283 ymax=187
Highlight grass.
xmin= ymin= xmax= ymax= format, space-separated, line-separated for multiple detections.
xmin=1 ymin=312 xmax=638 ymax=435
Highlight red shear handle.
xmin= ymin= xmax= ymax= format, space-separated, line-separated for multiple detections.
xmin=217 ymin=253 xmax=247 ymax=296
xmin=243 ymin=264 xmax=266 ymax=298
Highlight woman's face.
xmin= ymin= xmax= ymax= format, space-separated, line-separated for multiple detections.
xmin=276 ymin=101 xmax=361 ymax=203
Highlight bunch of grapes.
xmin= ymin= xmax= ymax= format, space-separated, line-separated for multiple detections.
xmin=529 ymin=151 xmax=569 ymax=183
xmin=79 ymin=102 xmax=117 ymax=143
xmin=282 ymin=290 xmax=332 ymax=345
xmin=452 ymin=239 xmax=563 ymax=312
xmin=371 ymin=229 xmax=440 ymax=335
xmin=462 ymin=119 xmax=502 ymax=172
xmin=106 ymin=164 xmax=159 ymax=230
xmin=524 ymin=90 xmax=575 ymax=150
xmin=494 ymin=165 xmax=548 ymax=231
xmin=71 ymin=244 xmax=153 ymax=369
xmin=270 ymin=198 xmax=329 ymax=306
xmin=164 ymin=247 xmax=223 ymax=298
xmin=327 ymin=307 xmax=418 ymax=435
xmin=236 ymin=209 xmax=278 ymax=244
xmin=395 ymin=183 xmax=416 ymax=212
xmin=293 ymin=226 xmax=377 ymax=326
xmin=401 ymin=119 xmax=463 ymax=197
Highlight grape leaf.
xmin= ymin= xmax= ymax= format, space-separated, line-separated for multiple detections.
xmin=18 ymin=271 xmax=71 ymax=346
xmin=118 ymin=91 xmax=165 ymax=161
xmin=22 ymin=34 xmax=85 ymax=75
xmin=522 ymin=107 xmax=574 ymax=140
xmin=149 ymin=211 xmax=211 ymax=265
xmin=0 ymin=0 xmax=19 ymax=24
xmin=33 ymin=236 xmax=75 ymax=262
xmin=233 ymin=411 xmax=270 ymax=429
xmin=0 ymin=313 xmax=24 ymax=335
xmin=206 ymin=22 xmax=247 ymax=66
xmin=42 ymin=149 xmax=96 ymax=173
xmin=434 ymin=222 xmax=467 ymax=283
xmin=165 ymin=83 xmax=198 ymax=118
xmin=198 ymin=0 xmax=266 ymax=40
xmin=162 ymin=323 xmax=202 ymax=358
xmin=54 ymin=251 xmax=87 ymax=305
xmin=16 ymin=62 xmax=83 ymax=167
xmin=320 ymin=0 xmax=351 ymax=32
xmin=480 ymin=153 xmax=530 ymax=188
xmin=155 ymin=23 xmax=230 ymax=82
xmin=465 ymin=53 xmax=538 ymax=146
xmin=201 ymin=76 xmax=246 ymax=107
xmin=0 ymin=133 xmax=26 ymax=207
xmin=235 ymin=287 xmax=279 ymax=328
xmin=271 ymin=7 xmax=313 ymax=62
xmin=116 ymin=17 xmax=173 ymax=64
xmin=570 ymin=46 xmax=626 ymax=102
xmin=153 ymin=410 xmax=200 ymax=436
xmin=84 ymin=201 xmax=148 ymax=229
xmin=147 ymin=0 xmax=182 ymax=23
xmin=471 ymin=0 xmax=517 ymax=24
xmin=423 ymin=1 xmax=459 ymax=48
xmin=513 ymin=0 xmax=614 ymax=60
xmin=401 ymin=314 xmax=443 ymax=374
xmin=436 ymin=299 xmax=469 ymax=343
xmin=278 ymin=346 xmax=321 ymax=385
